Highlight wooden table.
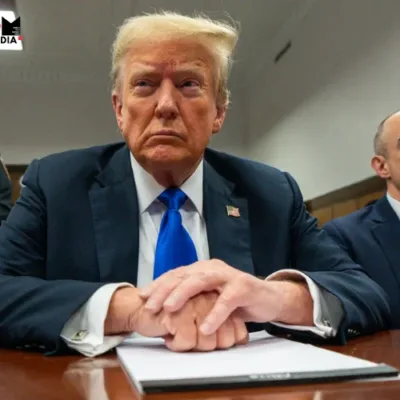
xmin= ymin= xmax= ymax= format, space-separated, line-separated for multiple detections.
xmin=1 ymin=331 xmax=400 ymax=399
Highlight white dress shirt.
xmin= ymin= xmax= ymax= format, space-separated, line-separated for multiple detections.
xmin=61 ymin=155 xmax=341 ymax=356
xmin=386 ymin=193 xmax=400 ymax=219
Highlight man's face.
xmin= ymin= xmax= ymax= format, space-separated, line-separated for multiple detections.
xmin=112 ymin=38 xmax=226 ymax=172
xmin=372 ymin=113 xmax=400 ymax=191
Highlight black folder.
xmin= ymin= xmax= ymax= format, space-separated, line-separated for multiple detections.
xmin=137 ymin=364 xmax=398 ymax=393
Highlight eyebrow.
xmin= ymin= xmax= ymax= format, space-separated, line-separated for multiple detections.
xmin=128 ymin=63 xmax=207 ymax=77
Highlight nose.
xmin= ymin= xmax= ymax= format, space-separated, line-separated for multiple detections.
xmin=155 ymin=81 xmax=179 ymax=120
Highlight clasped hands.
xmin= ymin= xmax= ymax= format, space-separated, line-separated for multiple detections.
xmin=105 ymin=259 xmax=313 ymax=352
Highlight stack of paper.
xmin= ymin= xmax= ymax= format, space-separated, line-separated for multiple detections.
xmin=117 ymin=331 xmax=398 ymax=394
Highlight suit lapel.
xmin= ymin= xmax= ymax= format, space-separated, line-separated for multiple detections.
xmin=370 ymin=197 xmax=400 ymax=288
xmin=203 ymin=161 xmax=254 ymax=275
xmin=89 ymin=146 xmax=139 ymax=284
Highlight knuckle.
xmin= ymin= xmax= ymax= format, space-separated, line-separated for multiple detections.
xmin=197 ymin=271 xmax=209 ymax=282
xmin=174 ymin=268 xmax=187 ymax=279
xmin=198 ymin=270 xmax=218 ymax=285
xmin=167 ymin=278 xmax=181 ymax=289
xmin=217 ymin=329 xmax=235 ymax=349
xmin=238 ymin=332 xmax=249 ymax=345
xmin=209 ymin=258 xmax=222 ymax=269
xmin=237 ymin=274 xmax=253 ymax=292
xmin=227 ymin=286 xmax=243 ymax=302
xmin=217 ymin=340 xmax=232 ymax=349
xmin=218 ymin=293 xmax=234 ymax=308
xmin=196 ymin=337 xmax=216 ymax=352
xmin=209 ymin=269 xmax=221 ymax=280
xmin=212 ymin=259 xmax=225 ymax=268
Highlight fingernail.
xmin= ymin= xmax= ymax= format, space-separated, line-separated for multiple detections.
xmin=139 ymin=288 xmax=150 ymax=297
xmin=144 ymin=300 xmax=157 ymax=310
xmin=164 ymin=296 xmax=177 ymax=308
xmin=200 ymin=322 xmax=212 ymax=335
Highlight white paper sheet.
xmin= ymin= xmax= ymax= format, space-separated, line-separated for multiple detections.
xmin=117 ymin=331 xmax=382 ymax=393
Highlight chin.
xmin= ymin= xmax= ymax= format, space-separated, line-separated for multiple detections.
xmin=143 ymin=145 xmax=191 ymax=167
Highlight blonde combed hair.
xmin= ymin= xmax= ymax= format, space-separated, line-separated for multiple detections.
xmin=111 ymin=11 xmax=239 ymax=107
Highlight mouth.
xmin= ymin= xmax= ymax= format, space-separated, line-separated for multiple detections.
xmin=152 ymin=130 xmax=184 ymax=139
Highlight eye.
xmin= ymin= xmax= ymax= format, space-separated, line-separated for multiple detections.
xmin=180 ymin=80 xmax=200 ymax=88
xmin=135 ymin=80 xmax=151 ymax=87
xmin=131 ymin=79 xmax=155 ymax=96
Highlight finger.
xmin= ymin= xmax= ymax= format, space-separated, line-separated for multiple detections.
xmin=216 ymin=316 xmax=236 ymax=349
xmin=144 ymin=276 xmax=184 ymax=313
xmin=200 ymin=285 xmax=240 ymax=335
xmin=138 ymin=280 xmax=158 ymax=298
xmin=193 ymin=293 xmax=217 ymax=351
xmin=161 ymin=313 xmax=178 ymax=336
xmin=163 ymin=273 xmax=224 ymax=312
xmin=139 ymin=274 xmax=170 ymax=298
xmin=139 ymin=267 xmax=187 ymax=298
xmin=195 ymin=330 xmax=217 ymax=352
xmin=163 ymin=334 xmax=179 ymax=351
xmin=232 ymin=315 xmax=249 ymax=345
xmin=165 ymin=314 xmax=197 ymax=352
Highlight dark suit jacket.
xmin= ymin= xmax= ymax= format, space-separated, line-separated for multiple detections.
xmin=0 ymin=160 xmax=12 ymax=223
xmin=0 ymin=144 xmax=391 ymax=354
xmin=324 ymin=196 xmax=400 ymax=328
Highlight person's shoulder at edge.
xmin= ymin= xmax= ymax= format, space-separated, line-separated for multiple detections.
xmin=22 ymin=141 xmax=127 ymax=185
xmin=323 ymin=198 xmax=382 ymax=230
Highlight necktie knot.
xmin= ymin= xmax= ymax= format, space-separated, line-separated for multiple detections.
xmin=158 ymin=188 xmax=187 ymax=210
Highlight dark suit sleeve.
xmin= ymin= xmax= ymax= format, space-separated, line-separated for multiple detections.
xmin=323 ymin=220 xmax=352 ymax=254
xmin=0 ymin=160 xmax=104 ymax=354
xmin=0 ymin=161 xmax=12 ymax=223
xmin=284 ymin=173 xmax=391 ymax=341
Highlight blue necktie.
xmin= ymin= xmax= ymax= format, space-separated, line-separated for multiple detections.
xmin=153 ymin=188 xmax=198 ymax=279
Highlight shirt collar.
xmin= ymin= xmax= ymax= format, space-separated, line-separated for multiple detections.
xmin=386 ymin=192 xmax=400 ymax=220
xmin=130 ymin=153 xmax=203 ymax=215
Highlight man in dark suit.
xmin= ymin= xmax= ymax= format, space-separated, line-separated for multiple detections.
xmin=324 ymin=110 xmax=400 ymax=328
xmin=0 ymin=12 xmax=391 ymax=356
xmin=0 ymin=157 xmax=12 ymax=223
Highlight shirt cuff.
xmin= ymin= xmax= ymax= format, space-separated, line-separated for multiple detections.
xmin=61 ymin=283 xmax=133 ymax=357
xmin=265 ymin=269 xmax=343 ymax=338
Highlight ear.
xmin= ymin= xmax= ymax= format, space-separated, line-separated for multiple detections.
xmin=212 ymin=104 xmax=227 ymax=134
xmin=112 ymin=91 xmax=124 ymax=131
xmin=371 ymin=155 xmax=390 ymax=179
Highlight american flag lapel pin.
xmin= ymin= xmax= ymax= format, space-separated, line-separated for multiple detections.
xmin=226 ymin=205 xmax=240 ymax=217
